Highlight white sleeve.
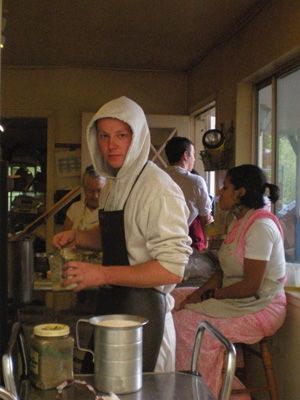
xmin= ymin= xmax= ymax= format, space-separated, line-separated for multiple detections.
xmin=136 ymin=194 xmax=192 ymax=278
xmin=244 ymin=219 xmax=278 ymax=261
xmin=195 ymin=176 xmax=212 ymax=216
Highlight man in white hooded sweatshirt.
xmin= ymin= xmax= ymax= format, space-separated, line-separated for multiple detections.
xmin=52 ymin=96 xmax=192 ymax=372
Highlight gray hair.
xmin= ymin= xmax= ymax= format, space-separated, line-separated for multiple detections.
xmin=82 ymin=165 xmax=106 ymax=186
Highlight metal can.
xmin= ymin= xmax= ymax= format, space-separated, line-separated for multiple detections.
xmin=76 ymin=314 xmax=148 ymax=394
xmin=29 ymin=323 xmax=74 ymax=389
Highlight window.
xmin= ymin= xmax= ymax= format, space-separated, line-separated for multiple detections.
xmin=194 ymin=105 xmax=216 ymax=196
xmin=257 ymin=66 xmax=300 ymax=262
xmin=257 ymin=82 xmax=273 ymax=182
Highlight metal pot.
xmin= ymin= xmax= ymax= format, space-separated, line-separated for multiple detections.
xmin=7 ymin=236 xmax=34 ymax=305
xmin=6 ymin=186 xmax=82 ymax=307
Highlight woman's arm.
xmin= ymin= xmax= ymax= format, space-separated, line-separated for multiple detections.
xmin=214 ymin=258 xmax=267 ymax=299
xmin=181 ymin=269 xmax=223 ymax=308
xmin=182 ymin=258 xmax=267 ymax=307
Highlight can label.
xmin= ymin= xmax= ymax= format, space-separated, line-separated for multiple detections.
xmin=29 ymin=348 xmax=39 ymax=375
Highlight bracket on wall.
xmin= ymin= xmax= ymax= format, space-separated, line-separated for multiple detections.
xmin=200 ymin=122 xmax=234 ymax=171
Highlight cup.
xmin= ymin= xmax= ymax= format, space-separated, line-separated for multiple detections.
xmin=48 ymin=249 xmax=81 ymax=291
xmin=48 ymin=254 xmax=64 ymax=291
xmin=76 ymin=314 xmax=148 ymax=394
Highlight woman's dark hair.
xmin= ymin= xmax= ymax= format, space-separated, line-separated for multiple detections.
xmin=227 ymin=164 xmax=280 ymax=209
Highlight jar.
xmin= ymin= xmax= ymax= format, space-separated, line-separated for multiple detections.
xmin=48 ymin=251 xmax=77 ymax=291
xmin=29 ymin=323 xmax=74 ymax=389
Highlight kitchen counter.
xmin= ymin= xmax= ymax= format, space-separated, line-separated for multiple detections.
xmin=4 ymin=322 xmax=234 ymax=400
xmin=33 ymin=278 xmax=98 ymax=311
xmin=34 ymin=278 xmax=52 ymax=291
xmin=18 ymin=373 xmax=217 ymax=400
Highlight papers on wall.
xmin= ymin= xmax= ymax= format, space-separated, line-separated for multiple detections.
xmin=55 ymin=149 xmax=81 ymax=178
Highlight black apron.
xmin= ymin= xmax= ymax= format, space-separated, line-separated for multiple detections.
xmin=82 ymin=164 xmax=166 ymax=373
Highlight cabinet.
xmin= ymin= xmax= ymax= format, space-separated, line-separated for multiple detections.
xmin=8 ymin=164 xmax=46 ymax=233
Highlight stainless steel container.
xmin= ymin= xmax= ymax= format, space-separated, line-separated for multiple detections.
xmin=7 ymin=236 xmax=34 ymax=304
xmin=76 ymin=314 xmax=148 ymax=394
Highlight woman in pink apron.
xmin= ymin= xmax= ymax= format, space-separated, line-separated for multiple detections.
xmin=173 ymin=164 xmax=287 ymax=398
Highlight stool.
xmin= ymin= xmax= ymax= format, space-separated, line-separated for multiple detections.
xmin=189 ymin=321 xmax=236 ymax=400
xmin=231 ymin=337 xmax=278 ymax=400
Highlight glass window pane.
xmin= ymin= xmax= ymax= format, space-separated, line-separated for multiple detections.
xmin=257 ymin=84 xmax=273 ymax=181
xmin=277 ymin=67 xmax=300 ymax=262
xmin=195 ymin=107 xmax=216 ymax=196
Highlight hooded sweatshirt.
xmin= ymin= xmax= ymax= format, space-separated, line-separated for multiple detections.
xmin=86 ymin=96 xmax=192 ymax=295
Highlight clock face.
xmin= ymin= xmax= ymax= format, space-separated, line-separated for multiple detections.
xmin=202 ymin=129 xmax=224 ymax=149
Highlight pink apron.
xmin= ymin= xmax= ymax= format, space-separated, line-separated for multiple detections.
xmin=186 ymin=209 xmax=285 ymax=317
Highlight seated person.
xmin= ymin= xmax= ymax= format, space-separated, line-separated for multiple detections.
xmin=165 ymin=137 xmax=213 ymax=251
xmin=63 ymin=165 xmax=106 ymax=231
xmin=172 ymin=164 xmax=287 ymax=398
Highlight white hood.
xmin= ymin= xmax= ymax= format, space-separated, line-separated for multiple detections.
xmin=87 ymin=96 xmax=150 ymax=210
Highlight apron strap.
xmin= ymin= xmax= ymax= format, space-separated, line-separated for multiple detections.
xmin=99 ymin=162 xmax=148 ymax=266
xmin=123 ymin=161 xmax=148 ymax=210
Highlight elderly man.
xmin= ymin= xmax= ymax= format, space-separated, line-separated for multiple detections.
xmin=63 ymin=165 xmax=106 ymax=231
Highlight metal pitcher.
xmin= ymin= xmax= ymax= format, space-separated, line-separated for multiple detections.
xmin=76 ymin=314 xmax=148 ymax=394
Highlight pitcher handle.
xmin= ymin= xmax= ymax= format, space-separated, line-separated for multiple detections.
xmin=75 ymin=319 xmax=95 ymax=362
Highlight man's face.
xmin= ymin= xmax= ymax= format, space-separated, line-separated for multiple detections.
xmin=96 ymin=118 xmax=133 ymax=169
xmin=186 ymin=144 xmax=195 ymax=171
xmin=83 ymin=175 xmax=105 ymax=210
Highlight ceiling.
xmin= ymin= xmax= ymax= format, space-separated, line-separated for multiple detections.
xmin=1 ymin=0 xmax=268 ymax=72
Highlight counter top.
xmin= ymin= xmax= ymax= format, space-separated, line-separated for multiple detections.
xmin=34 ymin=279 xmax=98 ymax=291
xmin=285 ymin=287 xmax=300 ymax=307
xmin=34 ymin=279 xmax=52 ymax=291
xmin=18 ymin=373 xmax=217 ymax=400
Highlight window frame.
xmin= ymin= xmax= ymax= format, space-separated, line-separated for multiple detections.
xmin=255 ymin=63 xmax=300 ymax=262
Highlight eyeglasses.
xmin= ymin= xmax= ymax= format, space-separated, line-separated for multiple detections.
xmin=85 ymin=189 xmax=101 ymax=195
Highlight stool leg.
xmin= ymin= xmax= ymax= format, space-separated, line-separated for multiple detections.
xmin=260 ymin=338 xmax=278 ymax=400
